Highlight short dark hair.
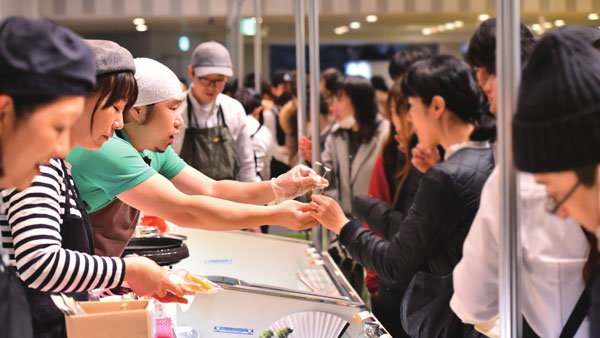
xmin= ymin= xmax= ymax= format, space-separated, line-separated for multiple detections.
xmin=234 ymin=87 xmax=262 ymax=116
xmin=12 ymin=94 xmax=62 ymax=120
xmin=370 ymin=75 xmax=389 ymax=92
xmin=334 ymin=75 xmax=378 ymax=143
xmin=401 ymin=55 xmax=495 ymax=142
xmin=322 ymin=69 xmax=342 ymax=94
xmin=388 ymin=45 xmax=434 ymax=80
xmin=93 ymin=71 xmax=138 ymax=128
xmin=466 ymin=18 xmax=536 ymax=75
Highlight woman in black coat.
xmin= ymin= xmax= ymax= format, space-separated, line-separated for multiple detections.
xmin=310 ymin=55 xmax=495 ymax=337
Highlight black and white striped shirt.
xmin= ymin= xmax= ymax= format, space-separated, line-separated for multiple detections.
xmin=0 ymin=158 xmax=124 ymax=293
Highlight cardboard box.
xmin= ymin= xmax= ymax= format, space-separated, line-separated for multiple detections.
xmin=65 ymin=300 xmax=153 ymax=338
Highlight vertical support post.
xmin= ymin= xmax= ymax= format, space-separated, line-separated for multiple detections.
xmin=254 ymin=0 xmax=261 ymax=94
xmin=497 ymin=0 xmax=522 ymax=337
xmin=307 ymin=0 xmax=322 ymax=251
xmin=295 ymin=0 xmax=307 ymax=165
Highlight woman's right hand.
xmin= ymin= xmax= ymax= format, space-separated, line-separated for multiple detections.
xmin=411 ymin=144 xmax=440 ymax=173
xmin=123 ymin=256 xmax=185 ymax=302
xmin=298 ymin=136 xmax=313 ymax=162
xmin=274 ymin=200 xmax=319 ymax=230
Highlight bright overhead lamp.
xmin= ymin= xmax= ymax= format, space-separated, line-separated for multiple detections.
xmin=543 ymin=22 xmax=552 ymax=29
xmin=422 ymin=28 xmax=432 ymax=35
xmin=445 ymin=22 xmax=455 ymax=30
xmin=554 ymin=19 xmax=565 ymax=26
xmin=454 ymin=20 xmax=464 ymax=28
xmin=531 ymin=23 xmax=541 ymax=31
xmin=478 ymin=14 xmax=490 ymax=21
xmin=437 ymin=24 xmax=446 ymax=32
xmin=588 ymin=13 xmax=599 ymax=20
xmin=349 ymin=21 xmax=361 ymax=29
xmin=334 ymin=26 xmax=349 ymax=35
xmin=366 ymin=15 xmax=378 ymax=23
xmin=136 ymin=24 xmax=148 ymax=32
xmin=133 ymin=18 xmax=145 ymax=26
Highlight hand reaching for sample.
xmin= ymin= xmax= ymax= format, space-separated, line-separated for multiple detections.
xmin=411 ymin=144 xmax=440 ymax=173
xmin=309 ymin=194 xmax=349 ymax=234
xmin=275 ymin=200 xmax=320 ymax=230
xmin=298 ymin=136 xmax=313 ymax=162
xmin=123 ymin=256 xmax=185 ymax=303
xmin=270 ymin=164 xmax=328 ymax=203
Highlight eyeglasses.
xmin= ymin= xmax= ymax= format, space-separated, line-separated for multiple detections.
xmin=545 ymin=180 xmax=582 ymax=214
xmin=197 ymin=77 xmax=226 ymax=88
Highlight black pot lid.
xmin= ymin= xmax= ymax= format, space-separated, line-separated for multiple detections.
xmin=123 ymin=237 xmax=189 ymax=266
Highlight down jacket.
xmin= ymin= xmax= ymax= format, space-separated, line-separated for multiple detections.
xmin=339 ymin=146 xmax=494 ymax=284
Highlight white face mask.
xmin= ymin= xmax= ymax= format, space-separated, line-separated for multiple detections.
xmin=337 ymin=115 xmax=356 ymax=129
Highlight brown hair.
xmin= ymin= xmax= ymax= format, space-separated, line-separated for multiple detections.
xmin=92 ymin=71 xmax=137 ymax=128
xmin=381 ymin=80 xmax=413 ymax=206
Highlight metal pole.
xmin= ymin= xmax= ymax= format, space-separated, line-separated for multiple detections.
xmin=497 ymin=0 xmax=522 ymax=337
xmin=253 ymin=0 xmax=261 ymax=94
xmin=307 ymin=0 xmax=322 ymax=251
xmin=237 ymin=5 xmax=244 ymax=84
xmin=295 ymin=0 xmax=307 ymax=165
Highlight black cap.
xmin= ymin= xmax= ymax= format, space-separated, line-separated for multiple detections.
xmin=513 ymin=30 xmax=600 ymax=173
xmin=272 ymin=70 xmax=293 ymax=86
xmin=0 ymin=16 xmax=96 ymax=96
xmin=556 ymin=25 xmax=600 ymax=47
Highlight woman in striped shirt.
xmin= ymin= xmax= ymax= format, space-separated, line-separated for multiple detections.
xmin=1 ymin=39 xmax=183 ymax=338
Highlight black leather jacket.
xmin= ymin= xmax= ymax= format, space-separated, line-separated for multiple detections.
xmin=340 ymin=146 xmax=495 ymax=284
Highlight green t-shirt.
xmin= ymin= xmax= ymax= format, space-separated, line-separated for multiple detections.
xmin=66 ymin=130 xmax=187 ymax=212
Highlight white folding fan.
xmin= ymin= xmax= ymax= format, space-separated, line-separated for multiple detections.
xmin=261 ymin=311 xmax=349 ymax=338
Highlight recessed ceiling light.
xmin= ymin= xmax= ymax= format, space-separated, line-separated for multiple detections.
xmin=445 ymin=23 xmax=455 ymax=30
xmin=133 ymin=18 xmax=145 ymax=26
xmin=588 ymin=13 xmax=599 ymax=20
xmin=543 ymin=22 xmax=552 ymax=29
xmin=437 ymin=24 xmax=446 ymax=32
xmin=422 ymin=28 xmax=432 ymax=35
xmin=554 ymin=19 xmax=565 ymax=26
xmin=532 ymin=23 xmax=541 ymax=31
xmin=454 ymin=20 xmax=464 ymax=28
xmin=366 ymin=15 xmax=378 ymax=23
xmin=349 ymin=21 xmax=361 ymax=29
xmin=136 ymin=24 xmax=148 ymax=32
xmin=334 ymin=26 xmax=349 ymax=35
xmin=478 ymin=14 xmax=490 ymax=21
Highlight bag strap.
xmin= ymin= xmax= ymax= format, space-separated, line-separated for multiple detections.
xmin=558 ymin=289 xmax=590 ymax=338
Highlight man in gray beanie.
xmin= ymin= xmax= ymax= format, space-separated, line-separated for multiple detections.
xmin=173 ymin=41 xmax=259 ymax=182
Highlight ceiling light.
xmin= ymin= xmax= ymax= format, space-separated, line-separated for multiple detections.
xmin=430 ymin=27 xmax=438 ymax=33
xmin=543 ymin=22 xmax=552 ymax=29
xmin=589 ymin=13 xmax=599 ymax=20
xmin=478 ymin=14 xmax=490 ymax=21
xmin=334 ymin=26 xmax=349 ymax=35
xmin=366 ymin=15 xmax=378 ymax=23
xmin=437 ymin=24 xmax=446 ymax=32
xmin=454 ymin=20 xmax=464 ymax=28
xmin=531 ymin=23 xmax=541 ymax=31
xmin=135 ymin=24 xmax=148 ymax=32
xmin=445 ymin=23 xmax=455 ymax=30
xmin=349 ymin=21 xmax=361 ymax=29
xmin=554 ymin=19 xmax=565 ymax=26
xmin=133 ymin=18 xmax=145 ymax=26
xmin=422 ymin=28 xmax=432 ymax=35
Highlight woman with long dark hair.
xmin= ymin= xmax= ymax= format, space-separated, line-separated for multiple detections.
xmin=319 ymin=75 xmax=389 ymax=215
xmin=310 ymin=55 xmax=495 ymax=337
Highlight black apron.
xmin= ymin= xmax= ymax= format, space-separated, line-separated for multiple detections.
xmin=0 ymin=247 xmax=33 ymax=338
xmin=180 ymin=95 xmax=240 ymax=180
xmin=26 ymin=160 xmax=94 ymax=338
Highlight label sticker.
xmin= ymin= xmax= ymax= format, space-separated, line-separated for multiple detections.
xmin=214 ymin=326 xmax=254 ymax=335
xmin=204 ymin=259 xmax=233 ymax=264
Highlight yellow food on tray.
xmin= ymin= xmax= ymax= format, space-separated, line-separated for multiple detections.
xmin=168 ymin=269 xmax=222 ymax=294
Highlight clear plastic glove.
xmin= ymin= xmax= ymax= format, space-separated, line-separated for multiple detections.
xmin=270 ymin=164 xmax=329 ymax=203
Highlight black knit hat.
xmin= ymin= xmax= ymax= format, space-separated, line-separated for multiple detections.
xmin=0 ymin=16 xmax=96 ymax=96
xmin=513 ymin=30 xmax=600 ymax=173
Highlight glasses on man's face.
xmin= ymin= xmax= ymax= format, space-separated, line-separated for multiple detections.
xmin=545 ymin=180 xmax=582 ymax=214
xmin=197 ymin=77 xmax=226 ymax=88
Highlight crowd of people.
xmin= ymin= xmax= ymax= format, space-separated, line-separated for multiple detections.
xmin=1 ymin=13 xmax=600 ymax=338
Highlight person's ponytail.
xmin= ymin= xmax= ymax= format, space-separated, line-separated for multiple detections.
xmin=469 ymin=106 xmax=497 ymax=142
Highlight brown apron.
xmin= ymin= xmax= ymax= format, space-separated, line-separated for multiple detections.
xmin=89 ymin=198 xmax=140 ymax=257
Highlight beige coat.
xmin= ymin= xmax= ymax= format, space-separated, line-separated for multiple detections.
xmin=322 ymin=115 xmax=389 ymax=214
